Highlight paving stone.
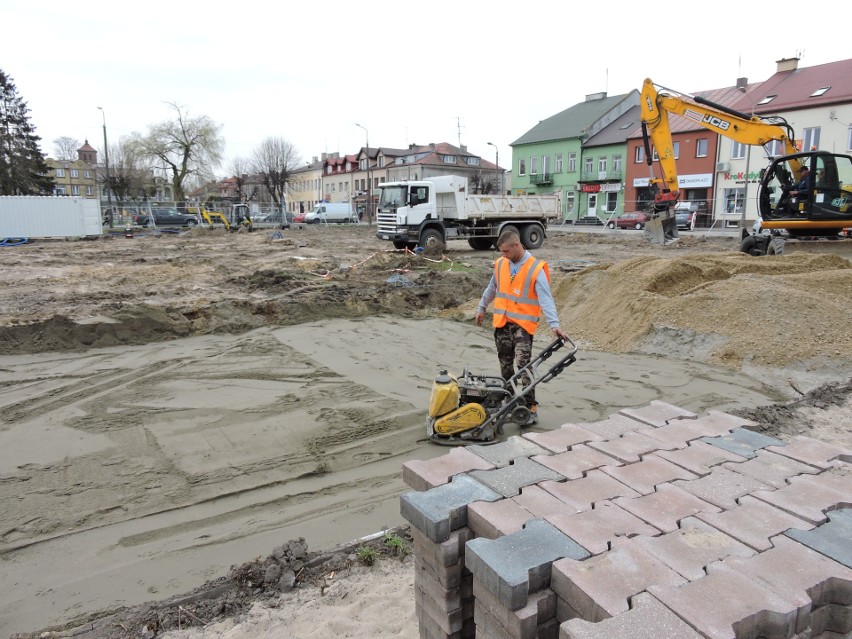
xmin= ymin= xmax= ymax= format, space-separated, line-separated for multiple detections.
xmin=721 ymin=448 xmax=820 ymax=489
xmin=786 ymin=508 xmax=852 ymax=570
xmin=401 ymin=474 xmax=503 ymax=543
xmin=766 ymin=435 xmax=852 ymax=469
xmin=465 ymin=519 xmax=590 ymax=611
xmin=649 ymin=561 xmax=799 ymax=639
xmin=513 ymin=484 xmax=577 ymax=520
xmin=415 ymin=550 xmax=467 ymax=590
xmin=576 ymin=414 xmax=647 ymax=439
xmin=551 ymin=538 xmax=686 ymax=622
xmin=672 ymin=465 xmax=772 ymax=510
xmin=638 ymin=410 xmax=749 ymax=449
xmin=531 ymin=444 xmax=622 ymax=481
xmin=473 ymin=580 xmax=556 ymax=639
xmin=403 ymin=447 xmax=497 ymax=491
xmin=700 ymin=426 xmax=787 ymax=459
xmin=750 ymin=469 xmax=852 ymax=526
xmin=540 ymin=469 xmax=641 ymax=512
xmin=559 ymin=591 xmax=704 ymax=639
xmin=632 ymin=516 xmax=755 ymax=581
xmin=470 ymin=456 xmax=566 ymax=498
xmin=655 ymin=440 xmax=747 ymax=476
xmin=696 ymin=494 xmax=815 ymax=552
xmin=546 ymin=501 xmax=660 ymax=555
xmin=599 ymin=453 xmax=697 ymax=495
xmin=724 ymin=534 xmax=852 ymax=633
xmin=586 ymin=431 xmax=674 ymax=464
xmin=613 ymin=482 xmax=721 ymax=534
xmin=619 ymin=400 xmax=697 ymax=426
xmin=467 ymin=435 xmax=550 ymax=468
xmin=415 ymin=566 xmax=472 ymax=614
xmin=411 ymin=525 xmax=474 ymax=568
xmin=468 ymin=498 xmax=534 ymax=540
xmin=810 ymin=602 xmax=852 ymax=637
xmin=522 ymin=423 xmax=604 ymax=454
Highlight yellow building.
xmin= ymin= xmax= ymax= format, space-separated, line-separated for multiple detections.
xmin=45 ymin=140 xmax=99 ymax=198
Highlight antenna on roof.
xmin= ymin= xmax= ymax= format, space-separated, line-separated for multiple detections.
xmin=456 ymin=116 xmax=465 ymax=147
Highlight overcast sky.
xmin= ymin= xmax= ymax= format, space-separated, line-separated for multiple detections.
xmin=3 ymin=0 xmax=849 ymax=176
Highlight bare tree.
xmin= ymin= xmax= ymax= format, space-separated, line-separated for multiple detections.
xmin=250 ymin=137 xmax=300 ymax=209
xmin=100 ymin=138 xmax=156 ymax=203
xmin=229 ymin=156 xmax=253 ymax=202
xmin=127 ymin=102 xmax=223 ymax=203
xmin=53 ymin=136 xmax=80 ymax=161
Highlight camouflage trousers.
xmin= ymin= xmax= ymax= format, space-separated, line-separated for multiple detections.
xmin=494 ymin=322 xmax=536 ymax=407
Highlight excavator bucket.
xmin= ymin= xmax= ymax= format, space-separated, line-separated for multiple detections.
xmin=644 ymin=209 xmax=680 ymax=244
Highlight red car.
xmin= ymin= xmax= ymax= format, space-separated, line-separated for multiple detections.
xmin=293 ymin=212 xmax=306 ymax=223
xmin=607 ymin=212 xmax=650 ymax=230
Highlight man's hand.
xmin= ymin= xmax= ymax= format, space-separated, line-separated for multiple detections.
xmin=551 ymin=326 xmax=569 ymax=341
xmin=475 ymin=311 xmax=485 ymax=327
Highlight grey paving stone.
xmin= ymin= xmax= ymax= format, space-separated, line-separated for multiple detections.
xmin=470 ymin=456 xmax=566 ymax=498
xmin=400 ymin=473 xmax=502 ymax=543
xmin=465 ymin=519 xmax=590 ymax=611
xmin=467 ymin=435 xmax=550 ymax=468
xmin=786 ymin=508 xmax=852 ymax=569
xmin=700 ymin=427 xmax=787 ymax=459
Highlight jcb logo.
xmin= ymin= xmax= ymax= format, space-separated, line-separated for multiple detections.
xmin=702 ymin=114 xmax=731 ymax=131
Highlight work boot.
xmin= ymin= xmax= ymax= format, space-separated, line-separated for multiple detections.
xmin=525 ymin=405 xmax=539 ymax=426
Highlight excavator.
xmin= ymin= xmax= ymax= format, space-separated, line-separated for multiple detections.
xmin=639 ymin=78 xmax=852 ymax=255
xmin=187 ymin=204 xmax=253 ymax=232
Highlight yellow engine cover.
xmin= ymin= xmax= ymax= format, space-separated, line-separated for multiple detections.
xmin=428 ymin=377 xmax=460 ymax=418
xmin=434 ymin=403 xmax=487 ymax=435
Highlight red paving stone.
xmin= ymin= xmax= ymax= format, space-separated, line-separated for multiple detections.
xmin=656 ymin=440 xmax=747 ymax=476
xmin=540 ymin=469 xmax=641 ymax=512
xmin=613 ymin=482 xmax=721 ymax=533
xmin=587 ymin=431 xmax=674 ymax=464
xmin=599 ymin=453 xmax=697 ymax=495
xmin=521 ymin=423 xmax=604 ymax=453
xmin=467 ymin=498 xmax=534 ymax=540
xmin=546 ymin=501 xmax=660 ymax=555
xmin=765 ymin=435 xmax=852 ymax=469
xmin=749 ymin=469 xmax=852 ymax=525
xmin=403 ymin=447 xmax=496 ymax=491
xmin=531 ymin=444 xmax=622 ymax=480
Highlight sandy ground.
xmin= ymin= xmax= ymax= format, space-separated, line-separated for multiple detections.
xmin=1 ymin=225 xmax=850 ymax=638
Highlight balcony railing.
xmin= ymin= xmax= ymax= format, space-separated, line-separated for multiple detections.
xmin=529 ymin=172 xmax=553 ymax=185
xmin=579 ymin=169 xmax=624 ymax=182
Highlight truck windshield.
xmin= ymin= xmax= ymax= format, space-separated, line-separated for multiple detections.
xmin=379 ymin=186 xmax=407 ymax=208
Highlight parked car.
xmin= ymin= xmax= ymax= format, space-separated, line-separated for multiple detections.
xmin=675 ymin=204 xmax=698 ymax=230
xmin=607 ymin=212 xmax=650 ymax=230
xmin=259 ymin=212 xmax=292 ymax=228
xmin=293 ymin=212 xmax=306 ymax=223
xmin=136 ymin=208 xmax=200 ymax=228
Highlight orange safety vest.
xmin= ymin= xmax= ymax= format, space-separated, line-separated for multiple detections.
xmin=492 ymin=256 xmax=549 ymax=334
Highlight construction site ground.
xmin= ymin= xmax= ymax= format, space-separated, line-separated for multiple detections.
xmin=1 ymin=224 xmax=850 ymax=638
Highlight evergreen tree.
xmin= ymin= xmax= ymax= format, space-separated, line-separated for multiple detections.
xmin=0 ymin=68 xmax=54 ymax=195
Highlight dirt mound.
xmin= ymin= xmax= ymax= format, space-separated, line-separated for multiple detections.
xmin=550 ymin=251 xmax=852 ymax=369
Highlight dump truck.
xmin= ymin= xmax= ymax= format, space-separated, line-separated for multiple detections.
xmin=375 ymin=175 xmax=561 ymax=251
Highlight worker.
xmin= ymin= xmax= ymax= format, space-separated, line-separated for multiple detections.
xmin=788 ymin=166 xmax=812 ymax=203
xmin=475 ymin=230 xmax=569 ymax=426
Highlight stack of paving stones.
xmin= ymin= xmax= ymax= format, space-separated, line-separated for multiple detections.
xmin=400 ymin=401 xmax=852 ymax=639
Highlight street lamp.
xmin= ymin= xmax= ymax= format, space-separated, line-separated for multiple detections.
xmin=97 ymin=106 xmax=114 ymax=228
xmin=487 ymin=142 xmax=501 ymax=195
xmin=355 ymin=123 xmax=372 ymax=225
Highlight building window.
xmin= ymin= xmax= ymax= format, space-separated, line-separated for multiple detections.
xmin=55 ymin=186 xmax=67 ymax=195
xmin=696 ymin=138 xmax=708 ymax=157
xmin=70 ymin=169 xmax=79 ymax=178
xmin=86 ymin=186 xmax=93 ymax=195
xmin=606 ymin=192 xmax=618 ymax=213
xmin=378 ymin=157 xmax=385 ymax=168
xmin=763 ymin=140 xmax=784 ymax=158
xmin=673 ymin=142 xmax=680 ymax=159
xmin=56 ymin=168 xmax=65 ymax=177
xmin=803 ymin=127 xmax=821 ymax=151
xmin=530 ymin=156 xmax=538 ymax=174
xmin=441 ymin=154 xmax=456 ymax=163
xmin=555 ymin=153 xmax=563 ymax=173
xmin=566 ymin=192 xmax=575 ymax=216
xmin=598 ymin=157 xmax=607 ymax=173
xmin=84 ymin=170 xmax=92 ymax=178
xmin=360 ymin=159 xmax=368 ymax=171
xmin=848 ymin=126 xmax=852 ymax=151
xmin=635 ymin=146 xmax=644 ymax=163
xmin=518 ymin=159 xmax=526 ymax=176
xmin=723 ymin=187 xmax=745 ymax=215
xmin=71 ymin=185 xmax=79 ymax=195
xmin=613 ymin=155 xmax=622 ymax=172
xmin=567 ymin=152 xmax=576 ymax=172
xmin=584 ymin=157 xmax=593 ymax=173
xmin=465 ymin=156 xmax=480 ymax=165
xmin=542 ymin=155 xmax=550 ymax=175
xmin=731 ymin=142 xmax=747 ymax=159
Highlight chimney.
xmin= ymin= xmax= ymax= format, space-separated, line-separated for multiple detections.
xmin=321 ymin=152 xmax=327 ymax=161
xmin=585 ymin=91 xmax=606 ymax=101
xmin=312 ymin=156 xmax=318 ymax=163
xmin=736 ymin=77 xmax=748 ymax=91
xmin=460 ymin=145 xmax=467 ymax=153
xmin=776 ymin=57 xmax=800 ymax=72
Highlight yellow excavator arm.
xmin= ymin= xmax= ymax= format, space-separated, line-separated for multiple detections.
xmin=639 ymin=78 xmax=802 ymax=205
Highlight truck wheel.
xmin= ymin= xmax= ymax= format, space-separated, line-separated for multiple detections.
xmin=468 ymin=237 xmax=493 ymax=250
xmin=418 ymin=229 xmax=444 ymax=251
xmin=520 ymin=225 xmax=544 ymax=249
xmin=767 ymin=237 xmax=784 ymax=255
xmin=500 ymin=224 xmax=519 ymax=240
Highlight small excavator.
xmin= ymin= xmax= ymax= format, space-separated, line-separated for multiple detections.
xmin=426 ymin=336 xmax=578 ymax=445
xmin=640 ymin=78 xmax=852 ymax=254
xmin=188 ymin=204 xmax=253 ymax=232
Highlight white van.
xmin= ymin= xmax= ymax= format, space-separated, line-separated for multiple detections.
xmin=305 ymin=203 xmax=357 ymax=224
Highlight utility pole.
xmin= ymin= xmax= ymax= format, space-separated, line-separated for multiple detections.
xmin=487 ymin=142 xmax=501 ymax=194
xmin=98 ymin=107 xmax=114 ymax=228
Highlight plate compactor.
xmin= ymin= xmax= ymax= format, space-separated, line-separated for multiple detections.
xmin=426 ymin=336 xmax=578 ymax=445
